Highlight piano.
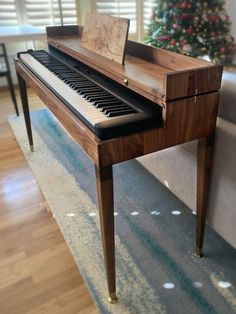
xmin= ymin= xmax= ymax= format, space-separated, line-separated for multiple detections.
xmin=15 ymin=24 xmax=223 ymax=304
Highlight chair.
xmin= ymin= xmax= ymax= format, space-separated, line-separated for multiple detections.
xmin=0 ymin=43 xmax=19 ymax=116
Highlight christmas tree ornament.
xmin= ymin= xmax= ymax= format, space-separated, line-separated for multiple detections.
xmin=182 ymin=44 xmax=192 ymax=53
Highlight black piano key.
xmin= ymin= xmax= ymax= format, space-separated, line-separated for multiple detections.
xmin=94 ymin=100 xmax=122 ymax=107
xmin=57 ymin=70 xmax=75 ymax=73
xmin=101 ymin=105 xmax=129 ymax=113
xmin=71 ymin=85 xmax=96 ymax=91
xmin=96 ymin=101 xmax=124 ymax=109
xmin=70 ymin=82 xmax=95 ymax=87
xmin=69 ymin=79 xmax=93 ymax=84
xmin=57 ymin=74 xmax=75 ymax=79
xmin=102 ymin=105 xmax=129 ymax=114
xmin=60 ymin=73 xmax=80 ymax=77
xmin=67 ymin=78 xmax=88 ymax=82
xmin=71 ymin=83 xmax=96 ymax=88
xmin=61 ymin=76 xmax=81 ymax=82
xmin=73 ymin=83 xmax=97 ymax=89
xmin=49 ymin=66 xmax=67 ymax=70
xmin=43 ymin=61 xmax=61 ymax=65
xmin=104 ymin=104 xmax=135 ymax=112
xmin=68 ymin=81 xmax=89 ymax=87
xmin=84 ymin=92 xmax=109 ymax=100
xmin=45 ymin=64 xmax=61 ymax=68
xmin=107 ymin=109 xmax=135 ymax=117
xmin=58 ymin=73 xmax=77 ymax=78
xmin=49 ymin=66 xmax=62 ymax=71
xmin=77 ymin=87 xmax=102 ymax=94
xmin=86 ymin=95 xmax=114 ymax=102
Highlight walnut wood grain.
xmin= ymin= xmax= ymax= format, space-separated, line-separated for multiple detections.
xmin=95 ymin=166 xmax=116 ymax=300
xmin=98 ymin=92 xmax=219 ymax=167
xmin=81 ymin=13 xmax=129 ymax=65
xmin=47 ymin=36 xmax=166 ymax=105
xmin=164 ymin=66 xmax=223 ymax=100
xmin=46 ymin=25 xmax=223 ymax=103
xmin=46 ymin=25 xmax=82 ymax=37
xmin=126 ymin=40 xmax=210 ymax=70
xmin=196 ymin=135 xmax=215 ymax=256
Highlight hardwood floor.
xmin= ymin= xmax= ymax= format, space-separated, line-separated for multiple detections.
xmin=0 ymin=88 xmax=98 ymax=314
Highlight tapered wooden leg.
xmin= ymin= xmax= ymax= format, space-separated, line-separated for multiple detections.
xmin=95 ymin=165 xmax=117 ymax=304
xmin=196 ymin=134 xmax=215 ymax=257
xmin=17 ymin=73 xmax=34 ymax=152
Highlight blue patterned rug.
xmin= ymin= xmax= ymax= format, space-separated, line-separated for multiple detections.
xmin=9 ymin=109 xmax=236 ymax=314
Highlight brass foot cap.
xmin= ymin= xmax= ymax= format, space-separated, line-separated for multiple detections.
xmin=195 ymin=248 xmax=203 ymax=258
xmin=30 ymin=145 xmax=35 ymax=152
xmin=108 ymin=293 xmax=118 ymax=304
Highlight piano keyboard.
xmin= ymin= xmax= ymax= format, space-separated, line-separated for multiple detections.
xmin=18 ymin=50 xmax=162 ymax=139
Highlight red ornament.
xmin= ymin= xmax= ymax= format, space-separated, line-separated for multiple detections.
xmin=220 ymin=47 xmax=226 ymax=53
xmin=186 ymin=27 xmax=193 ymax=35
xmin=180 ymin=2 xmax=189 ymax=8
xmin=170 ymin=39 xmax=176 ymax=46
xmin=173 ymin=23 xmax=179 ymax=30
xmin=181 ymin=14 xmax=191 ymax=21
xmin=162 ymin=35 xmax=171 ymax=41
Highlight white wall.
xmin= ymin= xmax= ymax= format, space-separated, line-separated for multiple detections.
xmin=227 ymin=0 xmax=236 ymax=38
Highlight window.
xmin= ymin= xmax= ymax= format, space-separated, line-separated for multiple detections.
xmin=51 ymin=0 xmax=77 ymax=26
xmin=0 ymin=0 xmax=18 ymax=26
xmin=0 ymin=0 xmax=77 ymax=27
xmin=96 ymin=1 xmax=137 ymax=34
xmin=95 ymin=0 xmax=157 ymax=41
xmin=143 ymin=0 xmax=156 ymax=33
xmin=25 ymin=0 xmax=54 ymax=27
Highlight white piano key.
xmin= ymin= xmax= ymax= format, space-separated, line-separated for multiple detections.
xmin=20 ymin=53 xmax=114 ymax=126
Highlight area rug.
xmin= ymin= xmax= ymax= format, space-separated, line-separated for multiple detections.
xmin=9 ymin=109 xmax=236 ymax=314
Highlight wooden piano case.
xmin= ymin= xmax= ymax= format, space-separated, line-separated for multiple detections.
xmin=15 ymin=25 xmax=223 ymax=304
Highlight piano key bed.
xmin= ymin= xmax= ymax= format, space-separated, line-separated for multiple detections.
xmin=18 ymin=50 xmax=163 ymax=140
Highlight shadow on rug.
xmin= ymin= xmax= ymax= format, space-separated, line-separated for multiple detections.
xmin=9 ymin=109 xmax=236 ymax=314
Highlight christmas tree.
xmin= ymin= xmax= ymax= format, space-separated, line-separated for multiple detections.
xmin=145 ymin=0 xmax=234 ymax=64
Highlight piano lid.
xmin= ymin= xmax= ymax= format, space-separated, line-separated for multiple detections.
xmin=46 ymin=25 xmax=223 ymax=104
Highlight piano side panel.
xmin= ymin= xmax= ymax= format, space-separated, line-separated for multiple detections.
xmin=99 ymin=92 xmax=219 ymax=167
xmin=164 ymin=66 xmax=223 ymax=101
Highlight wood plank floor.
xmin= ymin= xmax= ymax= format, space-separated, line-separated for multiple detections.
xmin=0 ymin=88 xmax=98 ymax=314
